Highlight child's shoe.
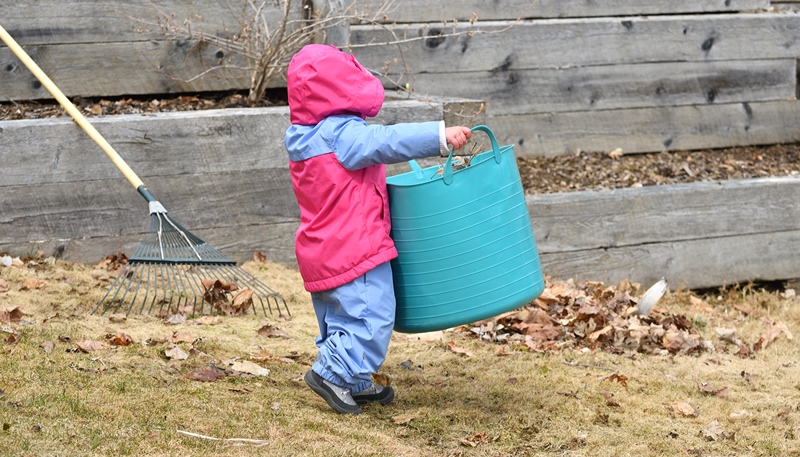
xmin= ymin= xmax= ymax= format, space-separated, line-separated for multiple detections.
xmin=304 ymin=370 xmax=362 ymax=414
xmin=352 ymin=384 xmax=395 ymax=405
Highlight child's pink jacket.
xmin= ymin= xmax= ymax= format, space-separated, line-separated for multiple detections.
xmin=284 ymin=44 xmax=444 ymax=292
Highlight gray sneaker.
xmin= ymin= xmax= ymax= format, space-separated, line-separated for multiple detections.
xmin=352 ymin=384 xmax=395 ymax=405
xmin=304 ymin=370 xmax=362 ymax=415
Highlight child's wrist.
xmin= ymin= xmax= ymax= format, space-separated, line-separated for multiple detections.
xmin=439 ymin=121 xmax=449 ymax=156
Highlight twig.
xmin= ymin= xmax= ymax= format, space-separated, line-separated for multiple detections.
xmin=176 ymin=429 xmax=269 ymax=447
xmin=562 ymin=361 xmax=616 ymax=371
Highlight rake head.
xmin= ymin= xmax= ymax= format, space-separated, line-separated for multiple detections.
xmin=93 ymin=206 xmax=289 ymax=318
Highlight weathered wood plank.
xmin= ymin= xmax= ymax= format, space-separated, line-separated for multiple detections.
xmin=350 ymin=13 xmax=800 ymax=75
xmin=0 ymin=0 xmax=297 ymax=44
xmin=527 ymin=176 xmax=800 ymax=288
xmin=0 ymin=100 xmax=457 ymax=187
xmin=356 ymin=0 xmax=769 ymax=22
xmin=538 ymin=230 xmax=800 ymax=290
xmin=489 ymin=99 xmax=800 ymax=156
xmin=0 ymin=108 xmax=291 ymax=186
xmin=0 ymin=0 xmax=770 ymax=46
xmin=527 ymin=176 xmax=800 ymax=252
xmin=0 ymin=40 xmax=254 ymax=100
xmin=0 ymin=169 xmax=298 ymax=242
xmin=398 ymin=59 xmax=795 ymax=115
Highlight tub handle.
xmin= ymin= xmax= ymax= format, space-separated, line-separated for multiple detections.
xmin=442 ymin=125 xmax=502 ymax=185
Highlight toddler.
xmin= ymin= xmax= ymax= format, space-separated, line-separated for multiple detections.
xmin=285 ymin=44 xmax=471 ymax=414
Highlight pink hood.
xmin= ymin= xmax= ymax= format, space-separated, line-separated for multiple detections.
xmin=287 ymin=44 xmax=385 ymax=125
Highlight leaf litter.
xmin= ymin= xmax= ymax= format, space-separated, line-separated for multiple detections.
xmin=459 ymin=276 xmax=793 ymax=358
xmin=2 ymin=248 xmax=800 ymax=454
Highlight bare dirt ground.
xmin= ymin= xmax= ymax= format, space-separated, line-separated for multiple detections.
xmin=4 ymin=92 xmax=800 ymax=195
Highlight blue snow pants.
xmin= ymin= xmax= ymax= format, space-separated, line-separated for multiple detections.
xmin=310 ymin=261 xmax=395 ymax=393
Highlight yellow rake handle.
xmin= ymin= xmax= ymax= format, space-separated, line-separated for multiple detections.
xmin=0 ymin=24 xmax=144 ymax=190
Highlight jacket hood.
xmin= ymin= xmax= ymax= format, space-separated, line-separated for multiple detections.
xmin=287 ymin=44 xmax=384 ymax=125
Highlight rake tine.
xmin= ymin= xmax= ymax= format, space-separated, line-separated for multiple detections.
xmin=93 ymin=264 xmax=124 ymax=314
xmin=139 ymin=262 xmax=155 ymax=316
xmin=161 ymin=262 xmax=176 ymax=315
xmin=180 ymin=265 xmax=200 ymax=314
xmin=230 ymin=264 xmax=290 ymax=316
xmin=148 ymin=262 xmax=166 ymax=316
xmin=112 ymin=263 xmax=139 ymax=314
xmin=178 ymin=265 xmax=201 ymax=316
xmin=94 ymin=261 xmax=138 ymax=315
xmin=165 ymin=264 xmax=181 ymax=315
xmin=124 ymin=262 xmax=146 ymax=315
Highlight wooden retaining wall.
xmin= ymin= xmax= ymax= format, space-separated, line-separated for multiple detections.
xmin=2 ymin=1 xmax=800 ymax=288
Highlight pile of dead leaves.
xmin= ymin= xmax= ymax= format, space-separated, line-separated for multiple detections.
xmin=460 ymin=278 xmax=792 ymax=357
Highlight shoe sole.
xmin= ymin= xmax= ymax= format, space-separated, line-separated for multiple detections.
xmin=304 ymin=371 xmax=362 ymax=415
xmin=353 ymin=387 xmax=395 ymax=405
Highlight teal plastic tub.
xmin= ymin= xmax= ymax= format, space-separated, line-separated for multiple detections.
xmin=386 ymin=125 xmax=545 ymax=333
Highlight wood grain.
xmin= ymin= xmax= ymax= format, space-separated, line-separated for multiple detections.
xmin=395 ymin=59 xmax=795 ymax=115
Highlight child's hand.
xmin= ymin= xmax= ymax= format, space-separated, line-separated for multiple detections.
xmin=446 ymin=126 xmax=472 ymax=150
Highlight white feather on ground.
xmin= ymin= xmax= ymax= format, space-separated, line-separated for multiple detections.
xmin=636 ymin=278 xmax=668 ymax=316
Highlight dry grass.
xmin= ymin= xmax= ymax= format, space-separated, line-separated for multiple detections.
xmin=1 ymin=257 xmax=799 ymax=457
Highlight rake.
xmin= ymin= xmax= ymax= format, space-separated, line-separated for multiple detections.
xmin=0 ymin=25 xmax=289 ymax=317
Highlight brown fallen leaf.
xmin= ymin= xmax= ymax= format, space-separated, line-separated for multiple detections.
xmin=602 ymin=372 xmax=629 ymax=387
xmin=733 ymin=304 xmax=754 ymax=315
xmin=217 ymin=288 xmax=253 ymax=316
xmin=735 ymin=344 xmax=754 ymax=359
xmin=194 ymin=316 xmax=221 ymax=325
xmin=446 ymin=341 xmax=474 ymax=357
xmin=170 ymin=331 xmax=195 ymax=344
xmin=229 ymin=360 xmax=270 ymax=377
xmin=671 ymin=401 xmax=698 ymax=417
xmin=256 ymin=324 xmax=290 ymax=339
xmin=165 ymin=344 xmax=189 ymax=360
xmin=165 ymin=314 xmax=187 ymax=325
xmin=108 ymin=313 xmax=127 ymax=323
xmin=107 ymin=333 xmax=135 ymax=346
xmin=701 ymin=420 xmax=733 ymax=441
xmin=690 ymin=296 xmax=715 ymax=313
xmin=253 ymin=251 xmax=268 ymax=263
xmin=184 ymin=367 xmax=223 ymax=382
xmin=740 ymin=371 xmax=759 ymax=381
xmin=20 ymin=278 xmax=46 ymax=291
xmin=392 ymin=413 xmax=417 ymax=425
xmin=40 ymin=341 xmax=55 ymax=353
xmin=599 ymin=390 xmax=621 ymax=408
xmin=587 ymin=325 xmax=613 ymax=342
xmin=371 ymin=373 xmax=391 ymax=387
xmin=250 ymin=349 xmax=275 ymax=362
xmin=91 ymin=270 xmax=110 ymax=281
xmin=460 ymin=432 xmax=489 ymax=447
xmin=75 ymin=340 xmax=111 ymax=353
xmin=753 ymin=321 xmax=793 ymax=352
xmin=0 ymin=307 xmax=26 ymax=323
xmin=696 ymin=378 xmax=728 ymax=397
xmin=201 ymin=279 xmax=238 ymax=308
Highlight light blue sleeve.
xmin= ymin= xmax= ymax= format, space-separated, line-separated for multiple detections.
xmin=328 ymin=115 xmax=443 ymax=170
